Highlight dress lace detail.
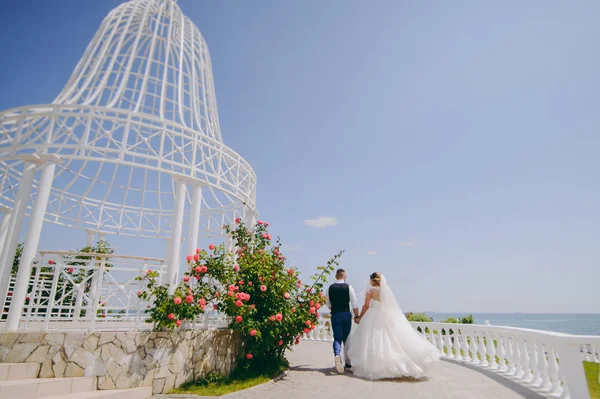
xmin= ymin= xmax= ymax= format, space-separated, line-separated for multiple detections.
xmin=345 ymin=279 xmax=440 ymax=380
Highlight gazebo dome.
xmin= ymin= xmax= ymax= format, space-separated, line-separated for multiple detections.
xmin=0 ymin=0 xmax=256 ymax=238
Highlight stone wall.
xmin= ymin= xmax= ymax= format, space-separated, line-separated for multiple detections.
xmin=0 ymin=329 xmax=242 ymax=394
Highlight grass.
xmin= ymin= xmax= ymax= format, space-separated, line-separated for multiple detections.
xmin=169 ymin=360 xmax=288 ymax=396
xmin=584 ymin=361 xmax=599 ymax=399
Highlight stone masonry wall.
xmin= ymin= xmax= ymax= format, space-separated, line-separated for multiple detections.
xmin=0 ymin=329 xmax=242 ymax=394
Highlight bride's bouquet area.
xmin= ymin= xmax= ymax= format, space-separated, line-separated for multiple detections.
xmin=136 ymin=219 xmax=343 ymax=370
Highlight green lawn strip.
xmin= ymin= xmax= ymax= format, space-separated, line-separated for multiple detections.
xmin=584 ymin=361 xmax=599 ymax=399
xmin=170 ymin=362 xmax=287 ymax=397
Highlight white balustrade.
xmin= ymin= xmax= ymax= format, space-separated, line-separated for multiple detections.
xmin=302 ymin=318 xmax=599 ymax=399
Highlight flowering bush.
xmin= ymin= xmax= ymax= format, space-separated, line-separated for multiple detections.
xmin=137 ymin=219 xmax=343 ymax=370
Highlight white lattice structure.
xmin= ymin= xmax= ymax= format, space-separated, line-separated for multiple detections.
xmin=0 ymin=0 xmax=256 ymax=331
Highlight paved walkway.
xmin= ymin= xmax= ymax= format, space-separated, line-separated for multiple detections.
xmin=166 ymin=340 xmax=545 ymax=399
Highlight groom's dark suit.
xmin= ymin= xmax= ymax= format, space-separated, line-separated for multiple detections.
xmin=326 ymin=279 xmax=357 ymax=366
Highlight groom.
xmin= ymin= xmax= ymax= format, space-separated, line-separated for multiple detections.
xmin=325 ymin=268 xmax=359 ymax=373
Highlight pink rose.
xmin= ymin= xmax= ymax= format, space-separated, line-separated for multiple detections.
xmin=195 ymin=266 xmax=202 ymax=273
xmin=228 ymin=291 xmax=234 ymax=297
xmin=262 ymin=233 xmax=268 ymax=239
xmin=200 ymin=266 xmax=208 ymax=273
xmin=257 ymin=220 xmax=263 ymax=225
xmin=229 ymin=285 xmax=236 ymax=291
xmin=235 ymin=293 xmax=240 ymax=299
xmin=260 ymin=285 xmax=267 ymax=292
xmin=186 ymin=255 xmax=193 ymax=262
xmin=284 ymin=293 xmax=290 ymax=299
xmin=259 ymin=276 xmax=265 ymax=282
xmin=250 ymin=329 xmax=257 ymax=336
xmin=235 ymin=315 xmax=243 ymax=323
xmin=147 ymin=269 xmax=152 ymax=274
xmin=175 ymin=320 xmax=182 ymax=327
xmin=265 ymin=222 xmax=269 ymax=227
xmin=316 ymin=312 xmax=320 ymax=318
xmin=278 ymin=340 xmax=283 ymax=346
xmin=235 ymin=218 xmax=241 ymax=223
xmin=275 ymin=313 xmax=283 ymax=321
xmin=196 ymin=248 xmax=201 ymax=254
xmin=309 ymin=300 xmax=314 ymax=306
xmin=246 ymin=353 xmax=253 ymax=359
xmin=303 ymin=328 xmax=310 ymax=334
xmin=183 ymin=275 xmax=190 ymax=282
xmin=199 ymin=298 xmax=206 ymax=306
xmin=233 ymin=264 xmax=239 ymax=272
xmin=185 ymin=295 xmax=193 ymax=304
xmin=235 ymin=300 xmax=243 ymax=307
xmin=291 ymin=307 xmax=296 ymax=313
xmin=309 ymin=307 xmax=316 ymax=314
xmin=267 ymin=234 xmax=272 ymax=240
xmin=315 ymin=303 xmax=321 ymax=309
xmin=174 ymin=297 xmax=182 ymax=305
xmin=213 ymin=304 xmax=218 ymax=310
xmin=311 ymin=324 xmax=316 ymax=330
xmin=168 ymin=313 xmax=175 ymax=320
xmin=248 ymin=281 xmax=253 ymax=286
xmin=288 ymin=269 xmax=294 ymax=275
xmin=305 ymin=320 xmax=311 ymax=326
xmin=137 ymin=291 xmax=142 ymax=297
xmin=208 ymin=244 xmax=215 ymax=250
xmin=269 ymin=316 xmax=276 ymax=321
xmin=193 ymin=254 xmax=200 ymax=261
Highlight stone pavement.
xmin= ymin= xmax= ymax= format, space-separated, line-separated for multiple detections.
xmin=163 ymin=340 xmax=546 ymax=399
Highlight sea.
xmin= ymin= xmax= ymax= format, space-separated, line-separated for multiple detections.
xmin=424 ymin=313 xmax=600 ymax=336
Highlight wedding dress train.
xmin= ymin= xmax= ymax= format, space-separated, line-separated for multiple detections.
xmin=345 ymin=276 xmax=440 ymax=380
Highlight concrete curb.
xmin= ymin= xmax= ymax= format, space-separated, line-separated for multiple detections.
xmin=152 ymin=370 xmax=288 ymax=398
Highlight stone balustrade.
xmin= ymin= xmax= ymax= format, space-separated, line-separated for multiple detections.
xmin=303 ymin=318 xmax=600 ymax=399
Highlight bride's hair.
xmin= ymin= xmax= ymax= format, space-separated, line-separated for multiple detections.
xmin=370 ymin=272 xmax=382 ymax=286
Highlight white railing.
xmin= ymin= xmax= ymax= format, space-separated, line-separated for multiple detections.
xmin=1 ymin=251 xmax=229 ymax=331
xmin=303 ymin=318 xmax=600 ymax=399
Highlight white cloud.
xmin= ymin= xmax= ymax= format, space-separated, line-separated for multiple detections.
xmin=303 ymin=216 xmax=338 ymax=229
xmin=399 ymin=240 xmax=416 ymax=247
xmin=367 ymin=251 xmax=376 ymax=255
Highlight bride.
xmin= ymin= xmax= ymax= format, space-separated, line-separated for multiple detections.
xmin=345 ymin=272 xmax=440 ymax=380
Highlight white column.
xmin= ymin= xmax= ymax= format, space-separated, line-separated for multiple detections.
xmin=85 ymin=228 xmax=96 ymax=247
xmin=0 ymin=206 xmax=13 ymax=260
xmin=0 ymin=160 xmax=37 ymax=306
xmin=7 ymin=159 xmax=58 ymax=331
xmin=166 ymin=178 xmax=187 ymax=294
xmin=245 ymin=209 xmax=258 ymax=227
xmin=186 ymin=183 xmax=203 ymax=258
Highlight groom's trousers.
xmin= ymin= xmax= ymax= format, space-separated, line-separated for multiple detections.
xmin=331 ymin=311 xmax=352 ymax=365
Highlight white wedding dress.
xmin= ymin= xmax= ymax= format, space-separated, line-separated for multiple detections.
xmin=345 ymin=275 xmax=440 ymax=380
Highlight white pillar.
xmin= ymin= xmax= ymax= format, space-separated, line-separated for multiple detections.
xmin=166 ymin=178 xmax=187 ymax=294
xmin=0 ymin=160 xmax=37 ymax=306
xmin=7 ymin=160 xmax=57 ymax=331
xmin=85 ymin=229 xmax=96 ymax=247
xmin=246 ymin=209 xmax=258 ymax=227
xmin=0 ymin=207 xmax=13 ymax=260
xmin=186 ymin=183 xmax=203 ymax=257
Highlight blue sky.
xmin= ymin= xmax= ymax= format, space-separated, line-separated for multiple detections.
xmin=1 ymin=0 xmax=599 ymax=313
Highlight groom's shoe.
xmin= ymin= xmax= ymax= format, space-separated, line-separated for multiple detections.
xmin=345 ymin=364 xmax=352 ymax=370
xmin=334 ymin=355 xmax=344 ymax=373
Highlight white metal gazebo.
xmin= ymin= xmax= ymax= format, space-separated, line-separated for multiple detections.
xmin=0 ymin=0 xmax=257 ymax=330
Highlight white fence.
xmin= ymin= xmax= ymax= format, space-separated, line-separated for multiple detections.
xmin=303 ymin=319 xmax=600 ymax=399
xmin=1 ymin=251 xmax=228 ymax=331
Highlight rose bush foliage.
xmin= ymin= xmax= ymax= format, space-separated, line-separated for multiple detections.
xmin=136 ymin=219 xmax=343 ymax=368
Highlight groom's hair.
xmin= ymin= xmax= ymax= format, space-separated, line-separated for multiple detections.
xmin=335 ymin=269 xmax=346 ymax=279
